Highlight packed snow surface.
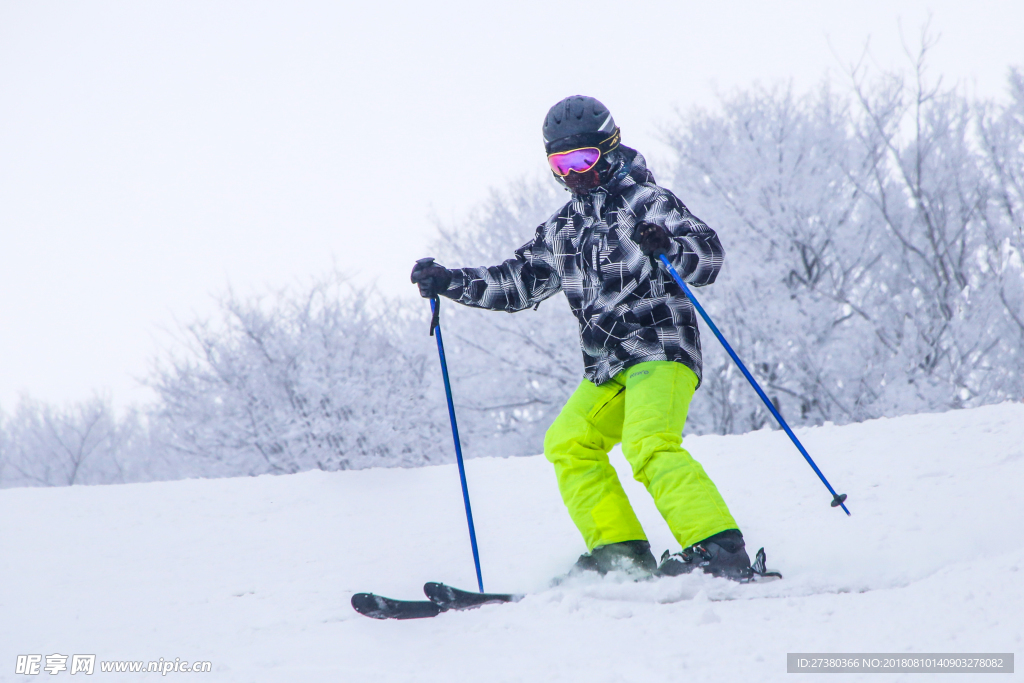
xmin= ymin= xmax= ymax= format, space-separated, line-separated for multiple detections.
xmin=2 ymin=403 xmax=1022 ymax=681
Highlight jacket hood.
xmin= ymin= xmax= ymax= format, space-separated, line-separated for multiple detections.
xmin=602 ymin=145 xmax=655 ymax=194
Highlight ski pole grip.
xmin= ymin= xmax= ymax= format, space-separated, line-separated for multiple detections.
xmin=415 ymin=258 xmax=443 ymax=336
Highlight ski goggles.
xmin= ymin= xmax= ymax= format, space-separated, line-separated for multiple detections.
xmin=547 ymin=147 xmax=602 ymax=176
xmin=546 ymin=127 xmax=621 ymax=176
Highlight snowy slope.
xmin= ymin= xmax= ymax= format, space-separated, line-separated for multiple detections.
xmin=2 ymin=403 xmax=1022 ymax=682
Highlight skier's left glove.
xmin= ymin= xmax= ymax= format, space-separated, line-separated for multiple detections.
xmin=636 ymin=222 xmax=674 ymax=258
xmin=410 ymin=257 xmax=453 ymax=298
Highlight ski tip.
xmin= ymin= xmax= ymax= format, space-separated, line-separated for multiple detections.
xmin=423 ymin=582 xmax=456 ymax=603
xmin=751 ymin=547 xmax=783 ymax=581
xmin=752 ymin=547 xmax=767 ymax=574
xmin=351 ymin=593 xmax=389 ymax=619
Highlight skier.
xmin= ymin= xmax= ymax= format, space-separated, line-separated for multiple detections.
xmin=411 ymin=96 xmax=752 ymax=581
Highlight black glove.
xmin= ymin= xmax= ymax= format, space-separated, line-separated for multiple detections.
xmin=636 ymin=222 xmax=673 ymax=258
xmin=410 ymin=257 xmax=453 ymax=298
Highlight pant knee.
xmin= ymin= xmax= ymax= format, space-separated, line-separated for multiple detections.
xmin=543 ymin=416 xmax=576 ymax=463
xmin=545 ymin=414 xmax=615 ymax=465
xmin=622 ymin=432 xmax=688 ymax=481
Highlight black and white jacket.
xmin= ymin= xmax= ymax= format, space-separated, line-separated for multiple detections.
xmin=443 ymin=147 xmax=724 ymax=387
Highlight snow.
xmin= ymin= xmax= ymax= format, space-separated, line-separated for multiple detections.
xmin=2 ymin=402 xmax=1022 ymax=681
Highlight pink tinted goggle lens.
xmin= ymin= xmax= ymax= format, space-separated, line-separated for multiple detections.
xmin=547 ymin=147 xmax=601 ymax=176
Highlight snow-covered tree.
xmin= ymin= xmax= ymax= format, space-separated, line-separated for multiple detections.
xmin=148 ymin=275 xmax=449 ymax=475
xmin=664 ymin=83 xmax=885 ymax=433
xmin=976 ymin=67 xmax=1024 ymax=399
xmin=0 ymin=396 xmax=129 ymax=487
xmin=662 ymin=41 xmax=1024 ymax=433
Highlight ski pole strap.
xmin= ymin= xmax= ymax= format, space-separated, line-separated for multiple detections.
xmin=657 ymin=255 xmax=850 ymax=515
xmin=429 ymin=296 xmax=441 ymax=336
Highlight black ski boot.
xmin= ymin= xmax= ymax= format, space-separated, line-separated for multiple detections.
xmin=570 ymin=540 xmax=658 ymax=578
xmin=657 ymin=529 xmax=754 ymax=581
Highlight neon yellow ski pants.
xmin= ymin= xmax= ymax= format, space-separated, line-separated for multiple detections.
xmin=544 ymin=361 xmax=738 ymax=551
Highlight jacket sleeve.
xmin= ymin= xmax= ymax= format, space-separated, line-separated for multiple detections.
xmin=441 ymin=220 xmax=563 ymax=312
xmin=641 ymin=189 xmax=724 ymax=286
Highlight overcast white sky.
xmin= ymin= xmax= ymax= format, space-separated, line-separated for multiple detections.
xmin=1 ymin=0 xmax=1022 ymax=411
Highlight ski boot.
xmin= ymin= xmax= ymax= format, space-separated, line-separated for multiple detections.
xmin=657 ymin=529 xmax=754 ymax=582
xmin=569 ymin=540 xmax=658 ymax=578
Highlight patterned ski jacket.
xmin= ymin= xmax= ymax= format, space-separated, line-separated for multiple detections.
xmin=442 ymin=146 xmax=724 ymax=387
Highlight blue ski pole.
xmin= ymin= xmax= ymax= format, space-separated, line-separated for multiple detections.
xmin=428 ymin=294 xmax=486 ymax=591
xmin=658 ymin=254 xmax=850 ymax=515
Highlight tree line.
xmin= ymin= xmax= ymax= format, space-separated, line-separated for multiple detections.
xmin=3 ymin=50 xmax=1022 ymax=487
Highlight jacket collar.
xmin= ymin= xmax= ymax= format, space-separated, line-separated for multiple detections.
xmin=572 ymin=145 xmax=654 ymax=199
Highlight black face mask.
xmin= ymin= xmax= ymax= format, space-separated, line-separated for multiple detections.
xmin=559 ymin=154 xmax=616 ymax=195
xmin=547 ymin=128 xmax=622 ymax=195
xmin=563 ymin=167 xmax=603 ymax=194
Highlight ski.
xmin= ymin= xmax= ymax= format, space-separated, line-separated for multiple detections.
xmin=351 ymin=584 xmax=522 ymax=620
xmin=350 ymin=592 xmax=441 ymax=620
xmin=353 ymin=548 xmax=778 ymax=620
xmin=423 ymin=582 xmax=523 ymax=610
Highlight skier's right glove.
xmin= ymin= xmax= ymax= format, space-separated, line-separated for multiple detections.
xmin=410 ymin=257 xmax=453 ymax=299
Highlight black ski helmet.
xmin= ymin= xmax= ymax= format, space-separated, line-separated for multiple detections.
xmin=543 ymin=95 xmax=620 ymax=155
